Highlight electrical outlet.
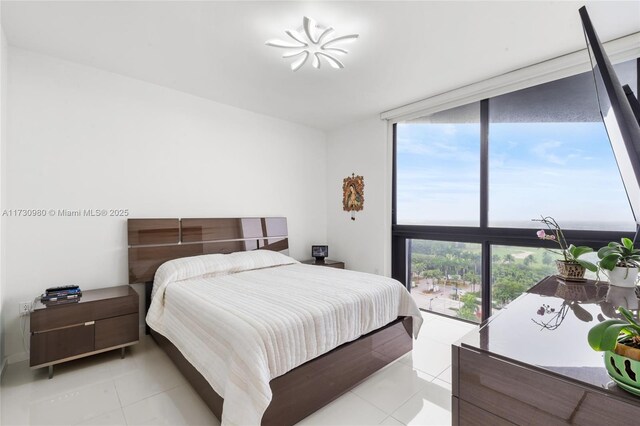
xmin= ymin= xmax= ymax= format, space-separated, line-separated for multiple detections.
xmin=19 ymin=301 xmax=32 ymax=316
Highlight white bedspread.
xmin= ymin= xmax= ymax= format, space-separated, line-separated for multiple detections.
xmin=146 ymin=251 xmax=422 ymax=426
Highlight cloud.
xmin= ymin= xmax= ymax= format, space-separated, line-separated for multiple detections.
xmin=396 ymin=159 xmax=634 ymax=228
xmin=530 ymin=139 xmax=566 ymax=165
xmin=442 ymin=124 xmax=458 ymax=136
xmin=396 ymin=136 xmax=477 ymax=162
xmin=394 ymin=121 xmax=634 ymax=228
xmin=396 ymin=123 xmax=479 ymax=163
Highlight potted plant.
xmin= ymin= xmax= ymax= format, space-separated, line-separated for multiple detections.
xmin=597 ymin=238 xmax=640 ymax=287
xmin=588 ymin=307 xmax=640 ymax=395
xmin=533 ymin=216 xmax=597 ymax=280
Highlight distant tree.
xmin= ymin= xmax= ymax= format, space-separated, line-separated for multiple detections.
xmin=411 ymin=253 xmax=429 ymax=276
xmin=443 ymin=253 xmax=459 ymax=278
xmin=422 ymin=269 xmax=443 ymax=283
xmin=457 ymin=293 xmax=479 ymax=321
xmin=410 ymin=241 xmax=560 ymax=313
xmin=466 ymin=271 xmax=480 ymax=292
xmin=493 ymin=279 xmax=527 ymax=306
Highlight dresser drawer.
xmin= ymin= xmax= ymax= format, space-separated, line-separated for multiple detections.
xmin=459 ymin=347 xmax=583 ymax=425
xmin=570 ymin=389 xmax=640 ymax=424
xmin=456 ymin=398 xmax=515 ymax=426
xmin=30 ymin=323 xmax=94 ymax=367
xmin=458 ymin=347 xmax=640 ymax=425
xmin=95 ymin=313 xmax=139 ymax=350
xmin=31 ymin=295 xmax=138 ymax=332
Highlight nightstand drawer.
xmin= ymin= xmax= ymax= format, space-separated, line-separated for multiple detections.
xmin=95 ymin=313 xmax=139 ymax=350
xmin=30 ymin=323 xmax=95 ymax=367
xmin=301 ymin=259 xmax=345 ymax=269
xmin=322 ymin=262 xmax=345 ymax=269
xmin=31 ymin=292 xmax=138 ymax=332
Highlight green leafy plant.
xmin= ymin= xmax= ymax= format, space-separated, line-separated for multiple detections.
xmin=532 ymin=216 xmax=597 ymax=272
xmin=588 ymin=307 xmax=640 ymax=352
xmin=597 ymin=238 xmax=640 ymax=271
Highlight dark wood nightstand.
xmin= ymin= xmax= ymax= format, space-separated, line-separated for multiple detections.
xmin=301 ymin=259 xmax=345 ymax=269
xmin=30 ymin=285 xmax=139 ymax=378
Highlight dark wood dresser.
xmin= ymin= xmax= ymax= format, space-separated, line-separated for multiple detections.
xmin=301 ymin=259 xmax=345 ymax=269
xmin=30 ymin=285 xmax=139 ymax=378
xmin=452 ymin=276 xmax=640 ymax=425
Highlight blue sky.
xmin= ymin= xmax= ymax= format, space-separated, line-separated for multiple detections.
xmin=396 ymin=120 xmax=636 ymax=231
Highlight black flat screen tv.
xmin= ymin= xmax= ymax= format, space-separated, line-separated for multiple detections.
xmin=579 ymin=6 xmax=640 ymax=227
xmin=624 ymin=84 xmax=640 ymax=126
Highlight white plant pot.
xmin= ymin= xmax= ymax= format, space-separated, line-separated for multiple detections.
xmin=607 ymin=266 xmax=639 ymax=288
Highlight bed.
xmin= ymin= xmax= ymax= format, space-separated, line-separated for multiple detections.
xmin=128 ymin=217 xmax=422 ymax=426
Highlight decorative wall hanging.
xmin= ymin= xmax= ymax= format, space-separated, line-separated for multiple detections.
xmin=343 ymin=173 xmax=364 ymax=221
xmin=266 ymin=16 xmax=359 ymax=71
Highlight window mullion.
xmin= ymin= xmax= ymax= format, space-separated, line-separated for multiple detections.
xmin=480 ymin=99 xmax=489 ymax=229
xmin=481 ymin=241 xmax=492 ymax=322
xmin=480 ymin=99 xmax=490 ymax=321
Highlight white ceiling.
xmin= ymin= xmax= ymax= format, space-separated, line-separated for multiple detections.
xmin=2 ymin=1 xmax=640 ymax=130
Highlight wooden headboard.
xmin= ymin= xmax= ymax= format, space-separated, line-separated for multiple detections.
xmin=127 ymin=217 xmax=289 ymax=284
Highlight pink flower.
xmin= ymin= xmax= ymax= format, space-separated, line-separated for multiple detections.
xmin=537 ymin=230 xmax=556 ymax=240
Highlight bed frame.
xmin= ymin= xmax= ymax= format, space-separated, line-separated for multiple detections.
xmin=128 ymin=217 xmax=413 ymax=426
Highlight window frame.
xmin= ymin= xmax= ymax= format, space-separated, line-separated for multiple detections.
xmin=391 ymin=59 xmax=640 ymax=322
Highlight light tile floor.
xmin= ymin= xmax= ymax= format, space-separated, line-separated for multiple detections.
xmin=0 ymin=312 xmax=476 ymax=426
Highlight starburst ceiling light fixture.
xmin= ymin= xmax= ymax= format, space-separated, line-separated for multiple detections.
xmin=266 ymin=16 xmax=358 ymax=71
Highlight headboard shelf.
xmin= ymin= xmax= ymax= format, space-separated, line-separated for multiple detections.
xmin=127 ymin=217 xmax=289 ymax=283
xmin=127 ymin=219 xmax=180 ymax=246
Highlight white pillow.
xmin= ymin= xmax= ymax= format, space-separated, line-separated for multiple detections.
xmin=153 ymin=250 xmax=298 ymax=293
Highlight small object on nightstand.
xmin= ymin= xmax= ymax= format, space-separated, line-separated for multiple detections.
xmin=302 ymin=259 xmax=345 ymax=269
xmin=41 ymin=285 xmax=82 ymax=304
xmin=312 ymin=245 xmax=329 ymax=263
xmin=30 ymin=285 xmax=139 ymax=379
xmin=45 ymin=284 xmax=80 ymax=293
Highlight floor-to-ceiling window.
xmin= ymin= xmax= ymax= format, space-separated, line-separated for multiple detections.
xmin=396 ymin=102 xmax=481 ymax=227
xmin=393 ymin=58 xmax=639 ymax=323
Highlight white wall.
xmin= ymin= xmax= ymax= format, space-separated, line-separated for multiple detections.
xmin=3 ymin=47 xmax=327 ymax=361
xmin=0 ymin=16 xmax=7 ymax=373
xmin=326 ymin=117 xmax=390 ymax=276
